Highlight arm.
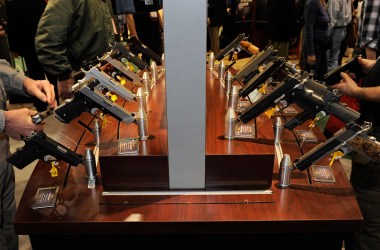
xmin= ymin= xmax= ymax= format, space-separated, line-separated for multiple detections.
xmin=35 ymin=0 xmax=74 ymax=80
xmin=332 ymin=72 xmax=380 ymax=103
xmin=126 ymin=14 xmax=138 ymax=38
xmin=331 ymin=57 xmax=380 ymax=103
xmin=158 ymin=9 xmax=164 ymax=30
xmin=326 ymin=0 xmax=339 ymax=29
xmin=0 ymin=24 xmax=5 ymax=37
xmin=0 ymin=59 xmax=56 ymax=106
xmin=0 ymin=60 xmax=56 ymax=140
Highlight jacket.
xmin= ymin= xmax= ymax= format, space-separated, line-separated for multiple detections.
xmin=35 ymin=0 xmax=115 ymax=80
xmin=267 ymin=0 xmax=297 ymax=42
xmin=326 ymin=0 xmax=352 ymax=30
xmin=0 ymin=59 xmax=27 ymax=164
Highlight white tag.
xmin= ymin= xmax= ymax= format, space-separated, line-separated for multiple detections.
xmin=145 ymin=0 xmax=153 ymax=5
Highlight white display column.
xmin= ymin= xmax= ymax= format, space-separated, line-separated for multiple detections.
xmin=164 ymin=0 xmax=207 ymax=189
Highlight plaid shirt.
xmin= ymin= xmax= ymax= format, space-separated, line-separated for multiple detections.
xmin=357 ymin=0 xmax=380 ymax=50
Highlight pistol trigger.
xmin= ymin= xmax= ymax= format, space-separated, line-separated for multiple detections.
xmin=44 ymin=155 xmax=57 ymax=162
xmin=90 ymin=107 xmax=100 ymax=116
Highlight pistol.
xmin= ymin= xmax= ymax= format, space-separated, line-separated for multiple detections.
xmin=75 ymin=67 xmax=136 ymax=102
xmin=110 ymin=42 xmax=149 ymax=70
xmin=324 ymin=54 xmax=363 ymax=85
xmin=239 ymin=57 xmax=286 ymax=98
xmin=54 ymin=78 xmax=136 ymax=124
xmin=101 ymin=51 xmax=142 ymax=84
xmin=7 ymin=131 xmax=83 ymax=170
xmin=294 ymin=122 xmax=371 ymax=171
xmin=233 ymin=46 xmax=278 ymax=84
xmin=127 ymin=36 xmax=162 ymax=65
xmin=215 ymin=33 xmax=247 ymax=61
xmin=238 ymin=72 xmax=360 ymax=129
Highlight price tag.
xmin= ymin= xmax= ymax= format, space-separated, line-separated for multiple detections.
xmin=258 ymin=83 xmax=267 ymax=95
xmin=311 ymin=165 xmax=336 ymax=183
xmin=106 ymin=92 xmax=118 ymax=102
xmin=50 ymin=162 xmax=58 ymax=177
xmin=234 ymin=122 xmax=255 ymax=138
xmin=329 ymin=151 xmax=345 ymax=166
xmin=99 ymin=114 xmax=112 ymax=128
xmin=118 ymin=138 xmax=139 ymax=155
xmin=264 ymin=106 xmax=277 ymax=118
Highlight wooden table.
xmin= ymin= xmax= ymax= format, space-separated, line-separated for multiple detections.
xmin=14 ymin=68 xmax=362 ymax=250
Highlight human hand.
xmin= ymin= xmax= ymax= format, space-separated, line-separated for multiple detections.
xmin=331 ymin=72 xmax=360 ymax=97
xmin=307 ymin=55 xmax=316 ymax=66
xmin=58 ymin=78 xmax=75 ymax=101
xmin=290 ymin=37 xmax=297 ymax=45
xmin=0 ymin=24 xmax=5 ymax=37
xmin=23 ymin=78 xmax=57 ymax=108
xmin=358 ymin=56 xmax=376 ymax=74
xmin=4 ymin=109 xmax=43 ymax=140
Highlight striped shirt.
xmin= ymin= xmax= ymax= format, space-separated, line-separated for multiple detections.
xmin=357 ymin=0 xmax=380 ymax=50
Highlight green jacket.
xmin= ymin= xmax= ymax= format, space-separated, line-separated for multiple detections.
xmin=35 ymin=0 xmax=115 ymax=80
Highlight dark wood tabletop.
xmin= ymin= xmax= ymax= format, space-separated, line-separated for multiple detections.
xmin=13 ymin=67 xmax=362 ymax=249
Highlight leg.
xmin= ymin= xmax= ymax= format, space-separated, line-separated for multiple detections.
xmin=0 ymin=160 xmax=18 ymax=250
xmin=328 ymin=28 xmax=346 ymax=71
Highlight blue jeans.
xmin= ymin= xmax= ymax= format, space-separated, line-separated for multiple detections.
xmin=327 ymin=27 xmax=347 ymax=72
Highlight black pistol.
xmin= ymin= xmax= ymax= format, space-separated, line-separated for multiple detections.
xmin=324 ymin=54 xmax=363 ymax=85
xmin=238 ymin=73 xmax=360 ymax=130
xmin=127 ymin=36 xmax=162 ymax=65
xmin=293 ymin=122 xmax=370 ymax=171
xmin=110 ymin=42 xmax=149 ymax=70
xmin=215 ymin=33 xmax=247 ymax=61
xmin=54 ymin=78 xmax=136 ymax=124
xmin=7 ymin=131 xmax=83 ymax=169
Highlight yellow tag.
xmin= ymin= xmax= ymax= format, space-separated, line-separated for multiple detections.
xmin=110 ymin=94 xmax=117 ymax=102
xmin=50 ymin=162 xmax=58 ymax=177
xmin=233 ymin=53 xmax=237 ymax=61
xmin=116 ymin=75 xmax=126 ymax=85
xmin=329 ymin=151 xmax=345 ymax=166
xmin=309 ymin=116 xmax=319 ymax=128
xmin=264 ymin=107 xmax=276 ymax=118
xmin=100 ymin=114 xmax=112 ymax=127
xmin=106 ymin=92 xmax=118 ymax=102
xmin=258 ymin=83 xmax=267 ymax=95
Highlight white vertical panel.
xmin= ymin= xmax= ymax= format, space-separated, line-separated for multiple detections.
xmin=164 ymin=0 xmax=207 ymax=188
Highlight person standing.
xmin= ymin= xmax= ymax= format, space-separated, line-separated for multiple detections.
xmin=267 ymin=0 xmax=298 ymax=59
xmin=0 ymin=57 xmax=56 ymax=249
xmin=127 ymin=10 xmax=164 ymax=63
xmin=331 ymin=56 xmax=380 ymax=250
xmin=326 ymin=0 xmax=352 ymax=71
xmin=299 ymin=0 xmax=330 ymax=80
xmin=35 ymin=0 xmax=116 ymax=101
xmin=207 ymin=0 xmax=228 ymax=55
xmin=357 ymin=0 xmax=380 ymax=60
xmin=356 ymin=0 xmax=380 ymax=59
xmin=6 ymin=0 xmax=48 ymax=111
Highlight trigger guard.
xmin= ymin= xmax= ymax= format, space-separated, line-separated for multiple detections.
xmin=90 ymin=107 xmax=100 ymax=115
xmin=44 ymin=155 xmax=57 ymax=162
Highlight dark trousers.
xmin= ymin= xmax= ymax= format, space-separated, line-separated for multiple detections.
xmin=344 ymin=198 xmax=380 ymax=250
xmin=300 ymin=40 xmax=328 ymax=81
